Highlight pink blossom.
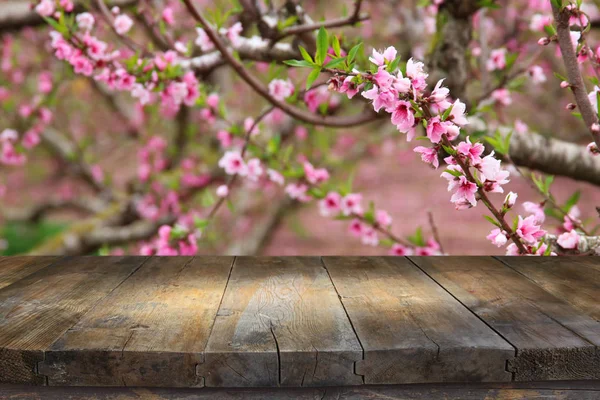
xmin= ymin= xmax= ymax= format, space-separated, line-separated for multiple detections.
xmin=426 ymin=117 xmax=448 ymax=143
xmin=162 ymin=7 xmax=175 ymax=25
xmin=195 ymin=28 xmax=214 ymax=52
xmin=38 ymin=71 xmax=53 ymax=94
xmin=491 ymin=88 xmax=512 ymax=105
xmin=35 ymin=0 xmax=55 ymax=17
xmin=246 ymin=158 xmax=264 ymax=182
xmin=91 ymin=165 xmax=104 ymax=183
xmin=341 ymin=193 xmax=363 ymax=216
xmin=414 ymin=146 xmax=439 ymax=169
xmin=361 ymin=227 xmax=379 ymax=246
xmin=285 ymin=183 xmax=310 ymax=202
xmin=449 ymin=99 xmax=469 ymax=126
xmin=391 ymin=101 xmax=415 ymax=132
xmin=530 ymin=14 xmax=553 ymax=31
xmin=457 ymin=137 xmax=484 ymax=163
xmin=303 ymin=162 xmax=329 ymax=184
xmin=319 ymin=192 xmax=342 ymax=217
xmin=0 ymin=129 xmax=18 ymax=142
xmin=267 ymin=169 xmax=285 ymax=186
xmin=487 ymin=228 xmax=508 ymax=247
xmin=1 ymin=142 xmax=26 ymax=166
xmin=217 ymin=130 xmax=232 ymax=148
xmin=369 ymin=46 xmax=397 ymax=66
xmin=76 ymin=12 xmax=95 ymax=31
xmin=339 ymin=76 xmax=361 ymax=98
xmin=516 ymin=215 xmax=546 ymax=244
xmin=376 ymin=210 xmax=392 ymax=227
xmin=389 ymin=244 xmax=413 ymax=255
xmin=22 ymin=131 xmax=41 ymax=149
xmin=268 ymin=79 xmax=295 ymax=101
xmin=349 ymin=219 xmax=364 ymax=237
xmin=486 ymin=48 xmax=507 ymax=71
xmin=114 ymin=14 xmax=134 ymax=35
xmin=528 ymin=65 xmax=547 ymax=84
xmin=218 ymin=151 xmax=247 ymax=176
xmin=294 ymin=126 xmax=308 ymax=140
xmin=522 ymin=201 xmax=546 ymax=223
xmin=406 ymin=58 xmax=428 ymax=91
xmin=226 ymin=22 xmax=243 ymax=46
xmin=449 ymin=176 xmax=478 ymax=207
xmin=504 ymin=192 xmax=518 ymax=208
xmin=430 ymin=79 xmax=450 ymax=104
xmin=216 ymin=184 xmax=229 ymax=198
xmin=556 ymin=230 xmax=579 ymax=249
xmin=244 ymin=117 xmax=260 ymax=136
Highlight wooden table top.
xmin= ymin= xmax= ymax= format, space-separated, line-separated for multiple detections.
xmin=0 ymin=256 xmax=598 ymax=388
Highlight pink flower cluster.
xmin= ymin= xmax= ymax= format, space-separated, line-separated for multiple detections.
xmin=140 ymin=224 xmax=199 ymax=256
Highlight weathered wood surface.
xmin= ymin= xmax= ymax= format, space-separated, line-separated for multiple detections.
xmin=2 ymin=381 xmax=599 ymax=399
xmin=410 ymin=256 xmax=600 ymax=381
xmin=38 ymin=257 xmax=233 ymax=387
xmin=0 ymin=256 xmax=598 ymax=389
xmin=201 ymin=257 xmax=363 ymax=387
xmin=0 ymin=257 xmax=146 ymax=385
xmin=323 ymin=257 xmax=514 ymax=384
xmin=0 ymin=257 xmax=58 ymax=290
xmin=497 ymin=256 xmax=600 ymax=321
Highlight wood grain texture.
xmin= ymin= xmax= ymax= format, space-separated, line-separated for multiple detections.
xmin=202 ymin=257 xmax=363 ymax=388
xmin=410 ymin=256 xmax=600 ymax=381
xmin=1 ymin=382 xmax=599 ymax=399
xmin=0 ymin=257 xmax=146 ymax=385
xmin=323 ymin=256 xmax=514 ymax=384
xmin=0 ymin=257 xmax=59 ymax=290
xmin=39 ymin=257 xmax=233 ymax=387
xmin=497 ymin=256 xmax=600 ymax=321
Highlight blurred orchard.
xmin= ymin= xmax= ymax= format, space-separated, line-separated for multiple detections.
xmin=1 ymin=0 xmax=600 ymax=256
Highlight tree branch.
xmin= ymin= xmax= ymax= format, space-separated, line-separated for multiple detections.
xmin=552 ymin=3 xmax=600 ymax=148
xmin=0 ymin=0 xmax=138 ymax=33
xmin=181 ymin=0 xmax=381 ymax=128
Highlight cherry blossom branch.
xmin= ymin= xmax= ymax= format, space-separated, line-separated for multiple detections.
xmin=552 ymin=2 xmax=600 ymax=148
xmin=0 ymin=0 xmax=138 ymax=32
xmin=273 ymin=0 xmax=368 ymax=41
xmin=181 ymin=0 xmax=381 ymax=128
xmin=440 ymin=135 xmax=528 ymax=254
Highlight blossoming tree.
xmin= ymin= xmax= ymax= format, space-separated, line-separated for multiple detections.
xmin=1 ymin=0 xmax=600 ymax=255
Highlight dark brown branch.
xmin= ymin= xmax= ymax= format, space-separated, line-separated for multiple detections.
xmin=552 ymin=3 xmax=600 ymax=148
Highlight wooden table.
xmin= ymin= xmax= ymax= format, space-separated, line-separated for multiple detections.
xmin=0 ymin=256 xmax=598 ymax=399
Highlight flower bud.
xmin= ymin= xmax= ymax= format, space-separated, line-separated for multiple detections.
xmin=504 ymin=191 xmax=518 ymax=208
xmin=566 ymin=103 xmax=576 ymax=110
xmin=538 ymin=37 xmax=550 ymax=46
xmin=591 ymin=123 xmax=600 ymax=134
xmin=560 ymin=81 xmax=570 ymax=88
xmin=587 ymin=142 xmax=600 ymax=155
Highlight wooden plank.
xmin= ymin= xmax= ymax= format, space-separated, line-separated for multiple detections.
xmin=39 ymin=256 xmax=233 ymax=387
xmin=497 ymin=256 xmax=600 ymax=321
xmin=0 ymin=256 xmax=146 ymax=385
xmin=0 ymin=257 xmax=59 ymax=290
xmin=322 ymin=256 xmax=514 ymax=384
xmin=202 ymin=257 xmax=363 ymax=387
xmin=1 ymin=382 xmax=599 ymax=400
xmin=410 ymin=256 xmax=600 ymax=381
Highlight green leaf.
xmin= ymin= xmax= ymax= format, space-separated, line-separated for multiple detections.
xmin=563 ymin=190 xmax=581 ymax=212
xmin=298 ymin=46 xmax=314 ymax=63
xmin=283 ymin=59 xmax=314 ymax=68
xmin=484 ymin=215 xmax=502 ymax=228
xmin=332 ymin=35 xmax=341 ymax=57
xmin=306 ymin=68 xmax=320 ymax=90
xmin=324 ymin=57 xmax=347 ymax=69
xmin=347 ymin=43 xmax=362 ymax=65
xmin=315 ymin=27 xmax=328 ymax=65
xmin=387 ymin=55 xmax=402 ymax=72
xmin=407 ymin=227 xmax=426 ymax=247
